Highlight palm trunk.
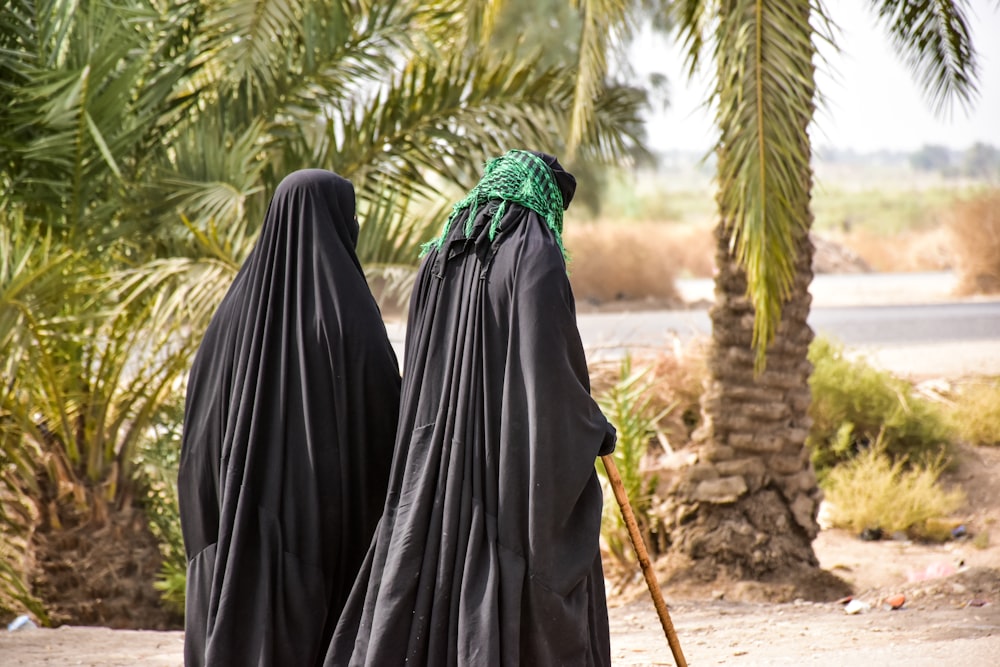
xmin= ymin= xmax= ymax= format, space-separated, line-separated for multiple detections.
xmin=652 ymin=218 xmax=851 ymax=599
xmin=648 ymin=0 xmax=854 ymax=599
xmin=683 ymin=217 xmax=818 ymax=560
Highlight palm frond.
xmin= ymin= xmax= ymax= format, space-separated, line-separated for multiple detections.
xmin=714 ymin=0 xmax=817 ymax=369
xmin=354 ymin=189 xmax=440 ymax=312
xmin=335 ymin=49 xmax=644 ymax=201
xmin=671 ymin=0 xmax=711 ymax=77
xmin=8 ymin=2 xmax=199 ymax=244
xmin=277 ymin=46 xmax=649 ymax=281
xmin=460 ymin=0 xmax=508 ymax=47
xmin=0 ymin=210 xmax=66 ymax=526
xmin=575 ymin=82 xmax=651 ymax=165
xmin=114 ymin=257 xmax=242 ymax=339
xmin=199 ymin=0 xmax=307 ymax=102
xmin=869 ymin=0 xmax=980 ymax=114
xmin=567 ymin=0 xmax=632 ymax=159
xmin=0 ymin=209 xmax=73 ymax=409
xmin=356 ymin=192 xmax=454 ymax=268
xmin=196 ymin=0 xmax=417 ymax=112
xmin=10 ymin=257 xmax=210 ymax=498
xmin=148 ymin=116 xmax=270 ymax=259
xmin=0 ymin=0 xmax=36 ymax=97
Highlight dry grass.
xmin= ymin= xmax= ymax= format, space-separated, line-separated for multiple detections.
xmin=565 ymin=222 xmax=714 ymax=307
xmin=820 ymin=226 xmax=955 ymax=272
xmin=944 ymin=379 xmax=1000 ymax=446
xmin=566 ymin=201 xmax=978 ymax=301
xmin=643 ymin=344 xmax=709 ymax=448
xmin=588 ymin=342 xmax=708 ymax=452
xmin=822 ymin=443 xmax=966 ymax=542
xmin=948 ymin=189 xmax=1000 ymax=294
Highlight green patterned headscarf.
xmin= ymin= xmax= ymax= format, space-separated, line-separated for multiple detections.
xmin=422 ymin=149 xmax=568 ymax=260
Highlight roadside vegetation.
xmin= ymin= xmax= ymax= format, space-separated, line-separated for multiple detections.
xmin=591 ymin=335 xmax=1000 ymax=557
xmin=820 ymin=442 xmax=965 ymax=542
xmin=940 ymin=379 xmax=1000 ymax=447
xmin=806 ymin=338 xmax=953 ymax=479
xmin=949 ymin=189 xmax=1000 ymax=294
xmin=595 ymin=357 xmax=671 ymax=567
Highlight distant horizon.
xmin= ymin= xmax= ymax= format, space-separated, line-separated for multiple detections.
xmin=628 ymin=0 xmax=1000 ymax=154
xmin=651 ymin=143 xmax=994 ymax=159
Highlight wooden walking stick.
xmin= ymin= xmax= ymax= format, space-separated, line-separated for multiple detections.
xmin=601 ymin=454 xmax=688 ymax=667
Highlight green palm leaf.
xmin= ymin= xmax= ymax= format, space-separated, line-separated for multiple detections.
xmin=713 ymin=0 xmax=817 ymax=368
xmin=567 ymin=0 xmax=632 ymax=159
xmin=673 ymin=0 xmax=980 ymax=367
xmin=7 ymin=1 xmax=200 ymax=244
xmin=869 ymin=0 xmax=979 ymax=113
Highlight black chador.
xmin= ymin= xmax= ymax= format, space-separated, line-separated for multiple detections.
xmin=179 ymin=169 xmax=401 ymax=667
xmin=327 ymin=151 xmax=616 ymax=666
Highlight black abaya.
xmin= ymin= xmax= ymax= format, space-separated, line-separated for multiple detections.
xmin=327 ymin=154 xmax=615 ymax=666
xmin=178 ymin=169 xmax=401 ymax=667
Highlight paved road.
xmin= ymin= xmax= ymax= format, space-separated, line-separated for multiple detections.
xmin=577 ymin=272 xmax=1000 ymax=377
xmin=574 ymin=301 xmax=1000 ymax=347
xmin=386 ymin=272 xmax=1000 ymax=378
xmin=574 ymin=301 xmax=1000 ymax=377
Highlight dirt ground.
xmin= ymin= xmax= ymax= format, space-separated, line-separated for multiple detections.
xmin=3 ymin=569 xmax=998 ymax=666
xmin=3 ymin=445 xmax=998 ymax=666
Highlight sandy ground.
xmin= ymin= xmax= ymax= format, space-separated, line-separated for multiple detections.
xmin=609 ymin=595 xmax=1000 ymax=666
xmin=3 ymin=580 xmax=999 ymax=666
xmin=3 ymin=273 xmax=998 ymax=666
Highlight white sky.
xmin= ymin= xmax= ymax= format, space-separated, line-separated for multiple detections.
xmin=629 ymin=0 xmax=1000 ymax=153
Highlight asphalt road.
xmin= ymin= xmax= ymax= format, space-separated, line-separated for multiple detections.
xmin=574 ymin=301 xmax=1000 ymax=347
xmin=386 ymin=272 xmax=1000 ymax=378
xmin=577 ymin=272 xmax=1000 ymax=377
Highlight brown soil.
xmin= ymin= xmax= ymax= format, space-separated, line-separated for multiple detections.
xmin=4 ymin=566 xmax=998 ymax=667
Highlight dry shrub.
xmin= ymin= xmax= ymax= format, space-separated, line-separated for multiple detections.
xmin=644 ymin=343 xmax=708 ymax=448
xmin=588 ymin=358 xmax=626 ymax=398
xmin=822 ymin=442 xmax=965 ymax=541
xmin=587 ymin=341 xmax=707 ymax=451
xmin=823 ymin=226 xmax=955 ymax=272
xmin=565 ymin=222 xmax=714 ymax=307
xmin=944 ymin=379 xmax=1000 ymax=446
xmin=949 ymin=189 xmax=1000 ymax=294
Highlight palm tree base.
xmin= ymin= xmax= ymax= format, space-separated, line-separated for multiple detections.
xmin=653 ymin=222 xmax=837 ymax=596
xmin=29 ymin=501 xmax=181 ymax=630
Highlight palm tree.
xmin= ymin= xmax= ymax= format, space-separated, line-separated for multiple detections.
xmin=0 ymin=210 xmax=68 ymax=624
xmin=655 ymin=0 xmax=980 ymax=592
xmin=140 ymin=0 xmax=651 ymax=310
xmin=0 ymin=0 xmax=650 ymax=623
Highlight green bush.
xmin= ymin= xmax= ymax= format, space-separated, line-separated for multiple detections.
xmin=135 ymin=396 xmax=186 ymax=615
xmin=821 ymin=440 xmax=964 ymax=541
xmin=807 ymin=337 xmax=952 ymax=479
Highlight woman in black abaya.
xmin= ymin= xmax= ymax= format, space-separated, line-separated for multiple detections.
xmin=328 ymin=150 xmax=616 ymax=666
xmin=178 ymin=169 xmax=401 ymax=667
